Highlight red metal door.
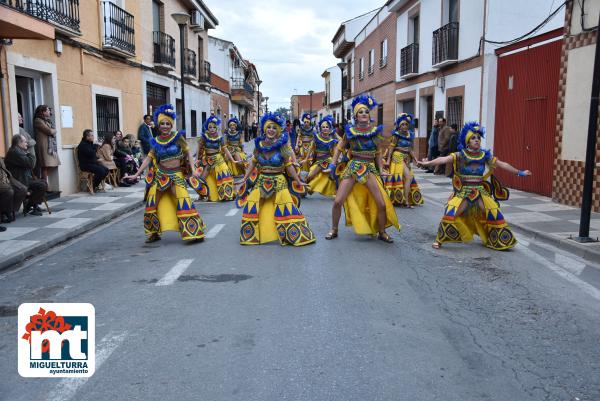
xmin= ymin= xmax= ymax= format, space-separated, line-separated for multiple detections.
xmin=493 ymin=39 xmax=561 ymax=196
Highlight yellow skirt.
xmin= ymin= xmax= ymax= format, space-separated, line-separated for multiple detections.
xmin=206 ymin=154 xmax=235 ymax=202
xmin=384 ymin=151 xmax=423 ymax=206
xmin=308 ymin=161 xmax=336 ymax=197
xmin=144 ymin=171 xmax=205 ymax=241
xmin=227 ymin=149 xmax=247 ymax=176
xmin=240 ymin=175 xmax=316 ymax=246
xmin=298 ymin=142 xmax=313 ymax=172
xmin=343 ymin=174 xmax=401 ymax=235
xmin=436 ymin=190 xmax=516 ymax=250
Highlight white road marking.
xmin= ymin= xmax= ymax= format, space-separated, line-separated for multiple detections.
xmin=206 ymin=224 xmax=225 ymax=238
xmin=555 ymin=253 xmax=587 ymax=276
xmin=44 ymin=331 xmax=128 ymax=401
xmin=519 ymin=246 xmax=600 ymax=301
xmin=155 ymin=259 xmax=194 ymax=286
xmin=225 ymin=208 xmax=239 ymax=217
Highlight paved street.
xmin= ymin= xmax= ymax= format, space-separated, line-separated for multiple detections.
xmin=1 ymin=187 xmax=600 ymax=401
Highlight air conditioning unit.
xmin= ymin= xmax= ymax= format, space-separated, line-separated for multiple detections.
xmin=190 ymin=10 xmax=204 ymax=31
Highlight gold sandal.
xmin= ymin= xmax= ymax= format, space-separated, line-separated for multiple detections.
xmin=377 ymin=232 xmax=393 ymax=243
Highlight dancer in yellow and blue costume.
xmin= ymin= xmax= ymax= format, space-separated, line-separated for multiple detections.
xmin=236 ymin=112 xmax=316 ymax=246
xmin=195 ymin=116 xmax=236 ymax=202
xmin=418 ymin=122 xmax=531 ymax=250
xmin=296 ymin=113 xmax=315 ymax=173
xmin=384 ymin=113 xmax=423 ymax=207
xmin=223 ymin=116 xmax=247 ymax=177
xmin=326 ymin=95 xmax=400 ymax=243
xmin=305 ymin=115 xmax=338 ymax=197
xmin=131 ymin=104 xmax=206 ymax=243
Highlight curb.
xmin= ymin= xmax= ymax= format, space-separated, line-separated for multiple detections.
xmin=0 ymin=201 xmax=144 ymax=273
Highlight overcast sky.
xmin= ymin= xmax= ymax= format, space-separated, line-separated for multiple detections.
xmin=203 ymin=1 xmax=379 ymax=109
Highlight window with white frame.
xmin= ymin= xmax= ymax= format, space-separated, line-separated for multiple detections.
xmin=380 ymin=39 xmax=388 ymax=68
xmin=368 ymin=49 xmax=375 ymax=74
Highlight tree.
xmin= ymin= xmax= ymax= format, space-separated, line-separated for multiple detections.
xmin=274 ymin=107 xmax=291 ymax=121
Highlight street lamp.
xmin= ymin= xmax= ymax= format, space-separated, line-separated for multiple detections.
xmin=172 ymin=12 xmax=190 ymax=132
xmin=308 ymin=90 xmax=314 ymax=121
xmin=256 ymin=79 xmax=262 ymax=122
xmin=337 ymin=60 xmax=347 ymax=125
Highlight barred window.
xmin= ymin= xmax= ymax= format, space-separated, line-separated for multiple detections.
xmin=95 ymin=95 xmax=119 ymax=142
xmin=447 ymin=96 xmax=463 ymax=129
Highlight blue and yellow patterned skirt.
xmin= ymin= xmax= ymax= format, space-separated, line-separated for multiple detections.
xmin=384 ymin=150 xmax=423 ymax=206
xmin=198 ymin=153 xmax=235 ymax=202
xmin=436 ymin=184 xmax=516 ymax=250
xmin=144 ymin=167 xmax=205 ymax=241
xmin=238 ymin=173 xmax=316 ymax=246
xmin=307 ymin=158 xmax=337 ymax=197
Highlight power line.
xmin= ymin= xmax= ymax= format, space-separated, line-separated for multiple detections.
xmin=484 ymin=0 xmax=567 ymax=46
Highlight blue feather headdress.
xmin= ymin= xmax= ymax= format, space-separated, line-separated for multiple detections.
xmin=227 ymin=116 xmax=241 ymax=128
xmin=203 ymin=115 xmax=222 ymax=133
xmin=260 ymin=112 xmax=285 ymax=135
xmin=153 ymin=104 xmax=177 ymax=127
xmin=458 ymin=121 xmax=486 ymax=151
xmin=301 ymin=113 xmax=312 ymax=123
xmin=318 ymin=115 xmax=335 ymax=131
xmin=351 ymin=94 xmax=378 ymax=115
xmin=394 ymin=113 xmax=413 ymax=127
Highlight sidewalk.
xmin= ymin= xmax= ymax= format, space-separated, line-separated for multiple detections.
xmin=0 ymin=183 xmax=146 ymax=272
xmin=413 ymin=169 xmax=600 ymax=263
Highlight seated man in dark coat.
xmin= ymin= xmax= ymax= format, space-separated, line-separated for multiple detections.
xmin=5 ymin=134 xmax=48 ymax=216
xmin=0 ymin=157 xmax=27 ymax=225
xmin=77 ymin=129 xmax=108 ymax=191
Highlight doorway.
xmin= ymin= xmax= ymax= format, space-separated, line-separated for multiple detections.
xmin=16 ymin=76 xmax=37 ymax=135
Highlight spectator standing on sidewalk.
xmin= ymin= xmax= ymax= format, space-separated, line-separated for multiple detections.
xmin=5 ymin=134 xmax=47 ymax=216
xmin=435 ymin=118 xmax=452 ymax=175
xmin=17 ymin=113 xmax=36 ymax=169
xmin=77 ymin=129 xmax=109 ymax=192
xmin=138 ymin=115 xmax=154 ymax=155
xmin=426 ymin=119 xmax=439 ymax=173
xmin=33 ymin=105 xmax=60 ymax=180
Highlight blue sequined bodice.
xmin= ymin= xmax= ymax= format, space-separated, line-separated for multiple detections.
xmin=202 ymin=132 xmax=222 ymax=150
xmin=257 ymin=152 xmax=283 ymax=167
xmin=393 ymin=130 xmax=414 ymax=148
xmin=151 ymin=132 xmax=183 ymax=161
xmin=458 ymin=149 xmax=492 ymax=177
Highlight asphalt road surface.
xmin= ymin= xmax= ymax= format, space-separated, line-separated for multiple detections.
xmin=0 ymin=194 xmax=599 ymax=401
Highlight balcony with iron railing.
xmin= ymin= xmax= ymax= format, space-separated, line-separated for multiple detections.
xmin=432 ymin=21 xmax=459 ymax=68
xmin=1 ymin=0 xmax=81 ymax=35
xmin=183 ymin=48 xmax=197 ymax=80
xmin=101 ymin=1 xmax=134 ymax=57
xmin=368 ymin=64 xmax=374 ymax=76
xmin=198 ymin=60 xmax=211 ymax=85
xmin=379 ymin=56 xmax=388 ymax=68
xmin=359 ymin=71 xmax=365 ymax=81
xmin=400 ymin=42 xmax=419 ymax=78
xmin=231 ymin=77 xmax=254 ymax=107
xmin=153 ymin=31 xmax=175 ymax=70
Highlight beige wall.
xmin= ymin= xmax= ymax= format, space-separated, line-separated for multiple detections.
xmin=561 ymin=44 xmax=596 ymax=161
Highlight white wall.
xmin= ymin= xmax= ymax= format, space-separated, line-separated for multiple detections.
xmin=570 ymin=0 xmax=600 ymax=35
xmin=207 ymin=37 xmax=230 ymax=79
xmin=486 ymin=0 xmax=565 ymax=48
xmin=562 ymin=45 xmax=596 ymax=161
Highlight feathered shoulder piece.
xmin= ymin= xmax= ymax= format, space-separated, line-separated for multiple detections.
xmin=392 ymin=128 xmax=414 ymax=140
xmin=151 ymin=130 xmax=183 ymax=148
xmin=458 ymin=121 xmax=486 ymax=151
xmin=345 ymin=123 xmax=383 ymax=140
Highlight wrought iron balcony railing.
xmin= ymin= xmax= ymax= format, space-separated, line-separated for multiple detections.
xmin=231 ymin=78 xmax=254 ymax=94
xmin=1 ymin=0 xmax=81 ymax=34
xmin=183 ymin=48 xmax=197 ymax=78
xmin=198 ymin=60 xmax=211 ymax=84
xmin=432 ymin=22 xmax=459 ymax=66
xmin=101 ymin=1 xmax=134 ymax=56
xmin=400 ymin=42 xmax=419 ymax=77
xmin=379 ymin=56 xmax=388 ymax=68
xmin=153 ymin=31 xmax=175 ymax=69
